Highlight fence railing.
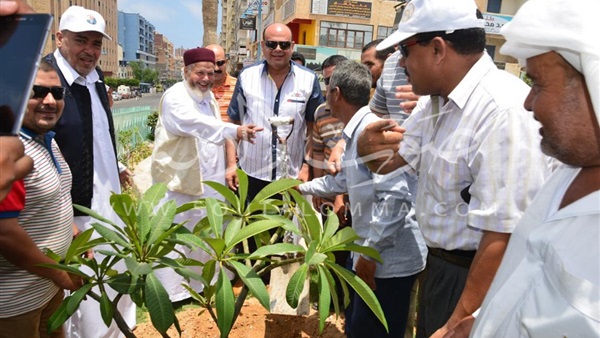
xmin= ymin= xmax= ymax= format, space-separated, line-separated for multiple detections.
xmin=112 ymin=106 xmax=154 ymax=157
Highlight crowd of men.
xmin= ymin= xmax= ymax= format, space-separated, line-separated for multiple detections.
xmin=0 ymin=0 xmax=598 ymax=337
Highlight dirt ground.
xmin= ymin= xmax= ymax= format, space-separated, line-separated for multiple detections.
xmin=133 ymin=297 xmax=346 ymax=338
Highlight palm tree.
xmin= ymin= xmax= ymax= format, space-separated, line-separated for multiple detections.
xmin=202 ymin=0 xmax=219 ymax=45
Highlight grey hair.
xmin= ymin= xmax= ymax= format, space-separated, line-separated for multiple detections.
xmin=328 ymin=60 xmax=371 ymax=107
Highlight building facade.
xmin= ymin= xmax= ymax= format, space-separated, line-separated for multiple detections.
xmin=118 ymin=11 xmax=157 ymax=70
xmin=30 ymin=0 xmax=119 ymax=76
xmin=154 ymin=32 xmax=175 ymax=81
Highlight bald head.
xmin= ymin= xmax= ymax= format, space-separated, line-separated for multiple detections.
xmin=263 ymin=23 xmax=292 ymax=40
xmin=205 ymin=44 xmax=228 ymax=84
xmin=206 ymin=44 xmax=225 ymax=60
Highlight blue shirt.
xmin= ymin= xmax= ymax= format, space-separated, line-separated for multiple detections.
xmin=300 ymin=106 xmax=427 ymax=278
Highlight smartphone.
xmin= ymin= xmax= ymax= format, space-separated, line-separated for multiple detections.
xmin=0 ymin=13 xmax=53 ymax=135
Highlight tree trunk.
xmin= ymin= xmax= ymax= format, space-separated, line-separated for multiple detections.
xmin=202 ymin=0 xmax=219 ymax=46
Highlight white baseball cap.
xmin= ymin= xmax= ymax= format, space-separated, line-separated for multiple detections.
xmin=59 ymin=6 xmax=112 ymax=40
xmin=377 ymin=0 xmax=484 ymax=51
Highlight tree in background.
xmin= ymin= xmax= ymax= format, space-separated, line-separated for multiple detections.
xmin=202 ymin=0 xmax=218 ymax=45
xmin=129 ymin=61 xmax=159 ymax=84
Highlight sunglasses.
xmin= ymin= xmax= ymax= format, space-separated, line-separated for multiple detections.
xmin=31 ymin=85 xmax=65 ymax=100
xmin=265 ymin=40 xmax=292 ymax=51
xmin=324 ymin=77 xmax=331 ymax=86
xmin=399 ymin=32 xmax=449 ymax=58
xmin=216 ymin=60 xmax=227 ymax=66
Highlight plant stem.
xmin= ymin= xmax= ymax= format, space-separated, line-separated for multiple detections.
xmin=87 ymin=290 xmax=137 ymax=338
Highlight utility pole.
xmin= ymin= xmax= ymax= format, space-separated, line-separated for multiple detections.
xmin=257 ymin=0 xmax=262 ymax=61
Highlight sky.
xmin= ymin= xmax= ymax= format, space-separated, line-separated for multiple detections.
xmin=118 ymin=0 xmax=221 ymax=49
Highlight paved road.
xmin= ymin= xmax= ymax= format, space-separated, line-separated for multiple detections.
xmin=112 ymin=92 xmax=163 ymax=110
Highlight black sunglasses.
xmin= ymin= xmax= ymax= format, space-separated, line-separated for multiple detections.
xmin=265 ymin=40 xmax=292 ymax=50
xmin=324 ymin=77 xmax=331 ymax=86
xmin=31 ymin=85 xmax=65 ymax=100
xmin=399 ymin=32 xmax=449 ymax=58
xmin=216 ymin=60 xmax=227 ymax=66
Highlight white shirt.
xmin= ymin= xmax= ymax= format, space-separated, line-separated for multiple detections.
xmin=399 ymin=54 xmax=550 ymax=250
xmin=471 ymin=166 xmax=600 ymax=337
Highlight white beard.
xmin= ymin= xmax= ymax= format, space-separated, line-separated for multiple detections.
xmin=183 ymin=79 xmax=212 ymax=102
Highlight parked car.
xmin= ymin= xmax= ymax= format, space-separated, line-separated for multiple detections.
xmin=111 ymin=91 xmax=122 ymax=101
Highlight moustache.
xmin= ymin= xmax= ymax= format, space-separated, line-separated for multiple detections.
xmin=215 ymin=70 xmax=223 ymax=74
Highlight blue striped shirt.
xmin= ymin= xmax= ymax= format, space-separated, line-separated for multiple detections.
xmin=228 ymin=61 xmax=324 ymax=180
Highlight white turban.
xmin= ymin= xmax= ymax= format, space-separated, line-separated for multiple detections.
xmin=500 ymin=0 xmax=599 ymax=125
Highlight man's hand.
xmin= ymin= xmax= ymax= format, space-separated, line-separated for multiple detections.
xmin=55 ymin=271 xmax=85 ymax=292
xmin=441 ymin=315 xmax=475 ymax=338
xmin=225 ymin=165 xmax=239 ymax=191
xmin=395 ymin=85 xmax=420 ymax=114
xmin=0 ymin=136 xmax=33 ymax=201
xmin=297 ymin=163 xmax=310 ymax=182
xmin=119 ymin=168 xmax=133 ymax=189
xmin=357 ymin=119 xmax=405 ymax=174
xmin=0 ymin=0 xmax=34 ymax=15
xmin=326 ymin=139 xmax=346 ymax=175
xmin=236 ymin=124 xmax=264 ymax=144
xmin=333 ymin=194 xmax=348 ymax=227
xmin=355 ymin=255 xmax=377 ymax=290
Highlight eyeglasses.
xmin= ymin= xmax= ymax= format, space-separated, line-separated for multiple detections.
xmin=265 ymin=40 xmax=292 ymax=51
xmin=31 ymin=85 xmax=65 ymax=100
xmin=216 ymin=60 xmax=227 ymax=66
xmin=399 ymin=33 xmax=448 ymax=58
xmin=324 ymin=77 xmax=331 ymax=86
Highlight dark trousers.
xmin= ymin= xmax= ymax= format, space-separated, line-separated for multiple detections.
xmin=345 ymin=268 xmax=418 ymax=338
xmin=415 ymin=253 xmax=471 ymax=338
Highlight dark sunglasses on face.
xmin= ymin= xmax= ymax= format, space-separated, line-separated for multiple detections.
xmin=324 ymin=77 xmax=331 ymax=85
xmin=265 ymin=40 xmax=292 ymax=50
xmin=31 ymin=85 xmax=65 ymax=100
xmin=216 ymin=60 xmax=227 ymax=66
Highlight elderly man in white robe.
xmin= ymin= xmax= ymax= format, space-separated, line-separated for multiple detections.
xmin=151 ymin=47 xmax=262 ymax=302
xmin=443 ymin=0 xmax=600 ymax=337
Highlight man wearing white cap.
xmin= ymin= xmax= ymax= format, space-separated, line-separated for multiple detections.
xmin=356 ymin=0 xmax=550 ymax=337
xmin=43 ymin=6 xmax=135 ymax=338
xmin=443 ymin=0 xmax=600 ymax=337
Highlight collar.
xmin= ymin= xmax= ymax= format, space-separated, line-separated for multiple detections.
xmin=53 ymin=49 xmax=100 ymax=86
xmin=19 ymin=127 xmax=62 ymax=173
xmin=260 ymin=59 xmax=295 ymax=77
xmin=447 ymin=52 xmax=495 ymax=111
xmin=547 ymin=167 xmax=600 ymax=221
xmin=342 ymin=106 xmax=372 ymax=141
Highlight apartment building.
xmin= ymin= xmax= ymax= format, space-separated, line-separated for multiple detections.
xmin=154 ymin=32 xmax=176 ymax=81
xmin=118 ymin=11 xmax=157 ymax=70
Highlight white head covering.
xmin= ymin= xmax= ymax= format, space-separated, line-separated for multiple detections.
xmin=500 ymin=0 xmax=599 ymax=124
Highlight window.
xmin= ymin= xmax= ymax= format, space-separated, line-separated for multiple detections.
xmin=319 ymin=21 xmax=373 ymax=49
xmin=377 ymin=26 xmax=394 ymax=40
xmin=487 ymin=0 xmax=502 ymax=13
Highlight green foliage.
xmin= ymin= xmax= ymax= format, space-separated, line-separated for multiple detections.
xmin=105 ymin=77 xmax=140 ymax=89
xmin=146 ymin=111 xmax=159 ymax=141
xmin=130 ymin=61 xmax=159 ymax=85
xmin=44 ymin=169 xmax=388 ymax=337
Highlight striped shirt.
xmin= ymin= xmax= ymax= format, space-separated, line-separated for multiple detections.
xmin=312 ymin=102 xmax=344 ymax=164
xmin=212 ymin=73 xmax=237 ymax=122
xmin=399 ymin=54 xmax=550 ymax=251
xmin=0 ymin=129 xmax=73 ymax=317
xmin=368 ymin=50 xmax=410 ymax=123
xmin=228 ymin=61 xmax=324 ymax=180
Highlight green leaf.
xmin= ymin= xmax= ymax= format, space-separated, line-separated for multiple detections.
xmin=130 ymin=287 xmax=145 ymax=308
xmin=229 ymin=261 xmax=269 ymax=310
xmin=323 ymin=226 xmax=361 ymax=249
xmin=320 ymin=265 xmax=342 ymax=315
xmin=137 ymin=201 xmax=151 ymax=245
xmin=246 ymin=200 xmax=280 ymax=215
xmin=173 ymin=230 xmax=213 ymax=255
xmin=66 ymin=283 xmax=93 ymax=314
xmin=227 ymin=220 xmax=285 ymax=250
xmin=148 ymin=200 xmax=176 ymax=245
xmin=47 ymin=295 xmax=71 ymax=333
xmin=328 ymin=243 xmax=383 ymax=264
xmin=145 ymin=272 xmax=175 ymax=334
xmin=203 ymin=180 xmax=240 ymax=211
xmin=288 ymin=188 xmax=322 ymax=241
xmin=73 ymin=204 xmax=118 ymax=228
xmin=215 ymin=268 xmax=235 ymax=338
xmin=110 ymin=193 xmax=136 ymax=227
xmin=37 ymin=263 xmax=90 ymax=278
xmin=124 ymin=257 xmax=153 ymax=276
xmin=236 ymin=168 xmax=248 ymax=211
xmin=223 ymin=217 xmax=243 ymax=245
xmin=204 ymin=198 xmax=224 ymax=238
xmin=64 ymin=228 xmax=94 ymax=264
xmin=316 ymin=266 xmax=332 ymax=333
xmin=175 ymin=200 xmax=205 ymax=214
xmin=322 ymin=210 xmax=340 ymax=241
xmin=142 ymin=182 xmax=168 ymax=210
xmin=285 ymin=263 xmax=308 ymax=309
xmin=201 ymin=259 xmax=217 ymax=286
xmin=91 ymin=222 xmax=132 ymax=249
xmin=327 ymin=262 xmax=388 ymax=331
xmin=43 ymin=248 xmax=62 ymax=263
xmin=307 ymin=252 xmax=328 ymax=266
xmin=203 ymin=237 xmax=225 ymax=256
xmin=247 ymin=243 xmax=305 ymax=260
xmin=99 ymin=291 xmax=113 ymax=327
xmin=253 ymin=178 xmax=301 ymax=203
xmin=107 ymin=274 xmax=139 ymax=295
